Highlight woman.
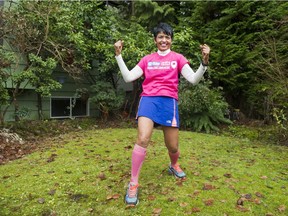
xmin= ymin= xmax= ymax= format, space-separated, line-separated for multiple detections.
xmin=114 ymin=22 xmax=210 ymax=206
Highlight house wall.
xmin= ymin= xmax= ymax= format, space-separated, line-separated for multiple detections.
xmin=3 ymin=69 xmax=99 ymax=122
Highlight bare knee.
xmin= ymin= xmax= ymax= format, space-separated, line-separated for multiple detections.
xmin=137 ymin=135 xmax=150 ymax=148
xmin=167 ymin=145 xmax=178 ymax=153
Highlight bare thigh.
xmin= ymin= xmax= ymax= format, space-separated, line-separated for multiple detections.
xmin=136 ymin=116 xmax=154 ymax=148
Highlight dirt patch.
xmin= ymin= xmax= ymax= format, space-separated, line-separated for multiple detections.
xmin=0 ymin=135 xmax=38 ymax=165
xmin=0 ymin=118 xmax=135 ymax=165
xmin=0 ymin=128 xmax=48 ymax=165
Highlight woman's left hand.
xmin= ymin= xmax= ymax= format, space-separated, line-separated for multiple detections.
xmin=200 ymin=44 xmax=210 ymax=65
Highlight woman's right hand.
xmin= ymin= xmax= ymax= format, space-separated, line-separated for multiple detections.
xmin=114 ymin=40 xmax=123 ymax=56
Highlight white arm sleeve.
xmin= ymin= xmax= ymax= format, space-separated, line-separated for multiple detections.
xmin=115 ymin=54 xmax=143 ymax=83
xmin=181 ymin=63 xmax=207 ymax=85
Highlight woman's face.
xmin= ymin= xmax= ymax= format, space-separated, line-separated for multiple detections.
xmin=154 ymin=32 xmax=172 ymax=51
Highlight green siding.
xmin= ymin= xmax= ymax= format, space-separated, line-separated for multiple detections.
xmin=3 ymin=71 xmax=99 ymax=122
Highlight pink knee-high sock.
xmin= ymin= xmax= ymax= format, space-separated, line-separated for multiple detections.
xmin=130 ymin=144 xmax=147 ymax=184
xmin=169 ymin=151 xmax=180 ymax=167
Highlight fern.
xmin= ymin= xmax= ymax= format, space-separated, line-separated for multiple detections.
xmin=179 ymin=80 xmax=232 ymax=133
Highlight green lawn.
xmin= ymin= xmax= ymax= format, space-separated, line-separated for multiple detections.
xmin=0 ymin=128 xmax=287 ymax=216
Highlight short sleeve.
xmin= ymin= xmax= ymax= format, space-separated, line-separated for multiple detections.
xmin=178 ymin=54 xmax=190 ymax=72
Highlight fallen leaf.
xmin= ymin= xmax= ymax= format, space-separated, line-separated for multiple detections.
xmin=211 ymin=175 xmax=220 ymax=181
xmin=168 ymin=197 xmax=176 ymax=202
xmin=202 ymin=183 xmax=215 ymax=190
xmin=160 ymin=190 xmax=169 ymax=195
xmin=254 ymin=198 xmax=261 ymax=204
xmin=191 ymin=207 xmax=201 ymax=213
xmin=49 ymin=211 xmax=57 ymax=216
xmin=107 ymin=194 xmax=120 ymax=200
xmin=152 ymin=208 xmax=162 ymax=215
xmin=47 ymin=154 xmax=57 ymax=163
xmin=224 ymin=173 xmax=232 ymax=178
xmin=87 ymin=208 xmax=94 ymax=213
xmin=255 ymin=191 xmax=264 ymax=198
xmin=243 ymin=193 xmax=252 ymax=200
xmin=260 ymin=176 xmax=268 ymax=179
xmin=278 ymin=205 xmax=286 ymax=212
xmin=237 ymin=197 xmax=245 ymax=206
xmin=112 ymin=194 xmax=120 ymax=199
xmin=228 ymin=185 xmax=236 ymax=190
xmin=98 ymin=172 xmax=106 ymax=180
xmin=79 ymin=177 xmax=86 ymax=181
xmin=193 ymin=190 xmax=201 ymax=196
xmin=148 ymin=195 xmax=156 ymax=201
xmin=180 ymin=202 xmax=188 ymax=207
xmin=204 ymin=198 xmax=214 ymax=206
xmin=48 ymin=189 xmax=56 ymax=196
xmin=38 ymin=198 xmax=45 ymax=204
xmin=106 ymin=195 xmax=113 ymax=200
xmin=236 ymin=205 xmax=250 ymax=212
xmin=176 ymin=180 xmax=183 ymax=187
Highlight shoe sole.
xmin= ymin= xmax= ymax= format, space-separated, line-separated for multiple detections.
xmin=125 ymin=203 xmax=138 ymax=209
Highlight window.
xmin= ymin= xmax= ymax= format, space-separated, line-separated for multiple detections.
xmin=50 ymin=97 xmax=89 ymax=118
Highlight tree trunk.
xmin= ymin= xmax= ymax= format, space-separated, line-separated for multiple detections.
xmin=12 ymin=83 xmax=20 ymax=121
xmin=37 ymin=92 xmax=43 ymax=120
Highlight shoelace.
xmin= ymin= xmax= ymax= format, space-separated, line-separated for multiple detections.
xmin=172 ymin=164 xmax=183 ymax=173
xmin=128 ymin=184 xmax=138 ymax=197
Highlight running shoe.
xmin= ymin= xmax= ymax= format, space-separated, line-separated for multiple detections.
xmin=124 ymin=182 xmax=139 ymax=206
xmin=168 ymin=163 xmax=186 ymax=179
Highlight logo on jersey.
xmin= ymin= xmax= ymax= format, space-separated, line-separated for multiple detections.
xmin=147 ymin=61 xmax=177 ymax=70
xmin=171 ymin=61 xmax=177 ymax=69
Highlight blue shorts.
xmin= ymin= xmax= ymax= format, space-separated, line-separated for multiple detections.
xmin=136 ymin=96 xmax=179 ymax=127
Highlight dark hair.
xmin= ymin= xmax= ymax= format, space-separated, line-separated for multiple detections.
xmin=153 ymin=23 xmax=173 ymax=40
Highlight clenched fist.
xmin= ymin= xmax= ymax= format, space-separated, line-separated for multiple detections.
xmin=200 ymin=44 xmax=210 ymax=65
xmin=114 ymin=40 xmax=123 ymax=56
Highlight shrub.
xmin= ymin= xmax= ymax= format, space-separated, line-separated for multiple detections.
xmin=179 ymin=80 xmax=232 ymax=133
xmin=90 ymin=81 xmax=125 ymax=120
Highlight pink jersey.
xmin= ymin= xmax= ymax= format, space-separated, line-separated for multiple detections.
xmin=137 ymin=51 xmax=189 ymax=100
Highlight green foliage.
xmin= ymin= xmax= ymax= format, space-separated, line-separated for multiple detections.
xmin=272 ymin=108 xmax=287 ymax=144
xmin=133 ymin=0 xmax=176 ymax=29
xmin=179 ymin=80 xmax=232 ymax=133
xmin=90 ymin=82 xmax=125 ymax=119
xmin=173 ymin=26 xmax=199 ymax=64
xmin=21 ymin=54 xmax=61 ymax=97
xmin=177 ymin=1 xmax=288 ymax=120
xmin=1 ymin=0 xmax=288 ymax=128
xmin=0 ymin=49 xmax=13 ymax=105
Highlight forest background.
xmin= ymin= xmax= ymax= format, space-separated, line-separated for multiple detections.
xmin=0 ymin=0 xmax=287 ymax=143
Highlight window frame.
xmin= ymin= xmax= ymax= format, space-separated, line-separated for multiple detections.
xmin=50 ymin=96 xmax=89 ymax=119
